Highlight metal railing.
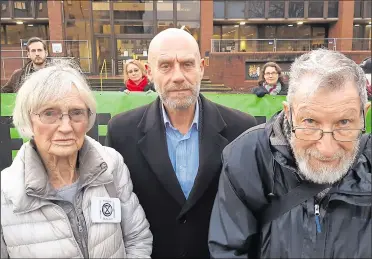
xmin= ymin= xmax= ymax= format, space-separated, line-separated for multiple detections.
xmin=211 ymin=38 xmax=371 ymax=53
xmin=99 ymin=59 xmax=108 ymax=91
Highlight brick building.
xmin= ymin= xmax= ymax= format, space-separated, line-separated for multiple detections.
xmin=1 ymin=0 xmax=371 ymax=91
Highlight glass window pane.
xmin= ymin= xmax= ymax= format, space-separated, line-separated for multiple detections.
xmin=176 ymin=21 xmax=200 ymax=43
xmin=227 ymin=1 xmax=245 ymax=19
xmin=365 ymin=0 xmax=371 ymax=18
xmin=289 ymin=1 xmax=304 ymax=18
xmin=213 ymin=0 xmax=224 ymax=19
xmin=92 ymin=1 xmax=110 ymax=19
xmin=222 ymin=25 xmax=239 ymax=39
xmin=328 ymin=0 xmax=338 ymax=18
xmin=247 ymin=1 xmax=265 ymax=18
xmin=157 ymin=0 xmax=173 ymax=20
xmin=117 ymin=39 xmax=151 ymax=58
xmin=13 ymin=1 xmax=33 ymax=18
xmin=354 ymin=1 xmax=362 ymax=18
xmin=157 ymin=20 xmax=175 ymax=33
xmin=6 ymin=24 xmax=48 ymax=45
xmin=239 ymin=25 xmax=258 ymax=52
xmin=64 ymin=0 xmax=90 ymax=20
xmin=1 ymin=26 xmax=5 ymax=44
xmin=309 ymin=1 xmax=324 ymax=18
xmin=113 ymin=1 xmax=154 ymax=20
xmin=65 ymin=20 xmax=91 ymax=40
xmin=177 ymin=1 xmax=200 ymax=20
xmin=296 ymin=24 xmax=311 ymax=38
xmin=258 ymin=25 xmax=276 ymax=39
xmin=93 ymin=20 xmax=111 ymax=34
xmin=365 ymin=24 xmax=371 ymax=39
xmin=114 ymin=21 xmax=154 ymax=34
xmin=269 ymin=1 xmax=285 ymax=18
xmin=1 ymin=1 xmax=10 ymax=18
xmin=35 ymin=0 xmax=48 ymax=18
xmin=213 ymin=25 xmax=221 ymax=39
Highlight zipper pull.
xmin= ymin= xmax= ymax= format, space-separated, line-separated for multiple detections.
xmin=314 ymin=204 xmax=322 ymax=233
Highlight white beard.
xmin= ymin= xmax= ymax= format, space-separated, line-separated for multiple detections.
xmin=290 ymin=138 xmax=360 ymax=184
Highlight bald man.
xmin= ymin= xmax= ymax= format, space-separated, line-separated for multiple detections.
xmin=106 ymin=28 xmax=257 ymax=258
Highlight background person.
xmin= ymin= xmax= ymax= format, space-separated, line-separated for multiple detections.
xmin=252 ymin=61 xmax=287 ymax=97
xmin=209 ymin=49 xmax=371 ymax=258
xmin=360 ymin=57 xmax=371 ymax=100
xmin=106 ymin=28 xmax=257 ymax=258
xmin=1 ymin=37 xmax=49 ymax=93
xmin=120 ymin=59 xmax=154 ymax=92
xmin=1 ymin=60 xmax=152 ymax=258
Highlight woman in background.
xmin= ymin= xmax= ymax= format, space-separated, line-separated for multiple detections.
xmin=120 ymin=59 xmax=154 ymax=92
xmin=252 ymin=62 xmax=287 ymax=97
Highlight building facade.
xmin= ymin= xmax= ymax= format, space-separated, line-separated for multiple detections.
xmin=1 ymin=0 xmax=371 ymax=90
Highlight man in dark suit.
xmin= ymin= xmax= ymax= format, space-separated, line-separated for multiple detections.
xmin=106 ymin=28 xmax=257 ymax=258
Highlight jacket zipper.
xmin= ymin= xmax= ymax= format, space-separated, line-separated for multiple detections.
xmin=314 ymin=204 xmax=322 ymax=233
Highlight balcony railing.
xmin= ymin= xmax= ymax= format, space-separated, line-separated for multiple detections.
xmin=211 ymin=38 xmax=371 ymax=53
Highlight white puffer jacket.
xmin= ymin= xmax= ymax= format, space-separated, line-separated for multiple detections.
xmin=1 ymin=136 xmax=152 ymax=258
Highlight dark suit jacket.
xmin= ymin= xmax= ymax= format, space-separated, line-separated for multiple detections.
xmin=106 ymin=95 xmax=257 ymax=258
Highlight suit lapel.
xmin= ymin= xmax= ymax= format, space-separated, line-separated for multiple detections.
xmin=137 ymin=98 xmax=186 ymax=206
xmin=178 ymin=95 xmax=229 ymax=218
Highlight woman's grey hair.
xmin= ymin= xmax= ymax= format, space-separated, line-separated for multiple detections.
xmin=287 ymin=49 xmax=368 ymax=108
xmin=13 ymin=59 xmax=96 ymax=138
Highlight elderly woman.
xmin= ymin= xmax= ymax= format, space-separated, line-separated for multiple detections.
xmin=120 ymin=59 xmax=154 ymax=92
xmin=0 ymin=61 xmax=152 ymax=258
xmin=252 ymin=62 xmax=287 ymax=97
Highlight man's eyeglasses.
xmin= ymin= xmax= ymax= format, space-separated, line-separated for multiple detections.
xmin=264 ymin=72 xmax=278 ymax=76
xmin=33 ymin=109 xmax=92 ymax=124
xmin=289 ymin=108 xmax=365 ymax=142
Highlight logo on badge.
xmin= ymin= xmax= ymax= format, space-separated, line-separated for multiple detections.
xmin=102 ymin=202 xmax=113 ymax=217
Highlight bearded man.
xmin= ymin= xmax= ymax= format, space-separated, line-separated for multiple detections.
xmin=106 ymin=28 xmax=257 ymax=258
xmin=209 ymin=49 xmax=371 ymax=258
xmin=1 ymin=37 xmax=49 ymax=93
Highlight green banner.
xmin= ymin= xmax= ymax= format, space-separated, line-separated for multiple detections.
xmin=0 ymin=92 xmax=371 ymax=171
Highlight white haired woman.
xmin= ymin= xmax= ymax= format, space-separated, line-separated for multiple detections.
xmin=0 ymin=61 xmax=152 ymax=258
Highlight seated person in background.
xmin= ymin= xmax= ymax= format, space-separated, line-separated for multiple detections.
xmin=120 ymin=59 xmax=154 ymax=92
xmin=1 ymin=60 xmax=152 ymax=258
xmin=252 ymin=62 xmax=287 ymax=97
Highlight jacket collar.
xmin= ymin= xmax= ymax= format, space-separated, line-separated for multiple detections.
xmin=137 ymin=95 xmax=229 ymax=213
xmin=2 ymin=136 xmax=112 ymax=214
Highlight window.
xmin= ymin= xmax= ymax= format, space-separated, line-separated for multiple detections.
xmin=365 ymin=0 xmax=371 ymax=19
xmin=176 ymin=1 xmax=200 ymax=20
xmin=93 ymin=20 xmax=111 ymax=34
xmin=114 ymin=21 xmax=154 ymax=34
xmin=226 ymin=1 xmax=245 ymax=19
xmin=113 ymin=1 xmax=154 ymax=20
xmin=1 ymin=26 xmax=5 ymax=44
xmin=308 ymin=1 xmax=324 ymax=18
xmin=4 ymin=24 xmax=48 ymax=45
xmin=64 ymin=0 xmax=90 ymax=20
xmin=269 ymin=1 xmax=285 ymax=18
xmin=157 ymin=21 xmax=175 ymax=33
xmin=1 ymin=1 xmax=10 ymax=18
xmin=328 ymin=0 xmax=338 ymax=18
xmin=239 ymin=25 xmax=258 ymax=52
xmin=247 ymin=1 xmax=265 ymax=18
xmin=66 ymin=20 xmax=91 ymax=40
xmin=354 ymin=0 xmax=362 ymax=18
xmin=13 ymin=1 xmax=33 ymax=18
xmin=213 ymin=0 xmax=224 ymax=19
xmin=35 ymin=0 xmax=48 ymax=18
xmin=213 ymin=25 xmax=222 ymax=39
xmin=176 ymin=21 xmax=200 ymax=43
xmin=92 ymin=1 xmax=110 ymax=19
xmin=157 ymin=0 xmax=174 ymax=20
xmin=289 ymin=1 xmax=304 ymax=18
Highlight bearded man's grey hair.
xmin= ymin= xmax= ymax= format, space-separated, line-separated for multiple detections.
xmin=287 ymin=49 xmax=368 ymax=108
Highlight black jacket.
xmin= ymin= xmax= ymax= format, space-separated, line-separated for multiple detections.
xmin=106 ymin=95 xmax=257 ymax=258
xmin=209 ymin=112 xmax=371 ymax=258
